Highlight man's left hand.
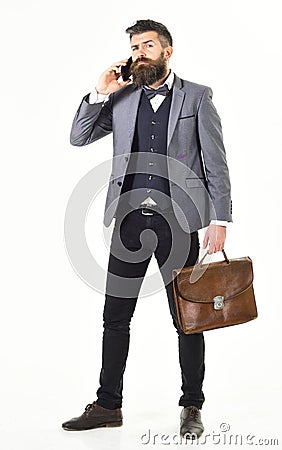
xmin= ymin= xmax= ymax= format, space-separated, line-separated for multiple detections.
xmin=203 ymin=224 xmax=226 ymax=254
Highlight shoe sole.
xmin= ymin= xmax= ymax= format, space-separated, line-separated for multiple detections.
xmin=62 ymin=420 xmax=123 ymax=431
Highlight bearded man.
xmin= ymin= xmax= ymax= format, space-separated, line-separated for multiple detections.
xmin=62 ymin=19 xmax=232 ymax=439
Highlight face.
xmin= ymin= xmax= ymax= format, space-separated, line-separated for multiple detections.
xmin=129 ymin=31 xmax=173 ymax=87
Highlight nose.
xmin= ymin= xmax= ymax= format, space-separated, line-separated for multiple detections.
xmin=135 ymin=48 xmax=146 ymax=59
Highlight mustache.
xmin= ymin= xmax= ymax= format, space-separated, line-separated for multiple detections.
xmin=131 ymin=57 xmax=156 ymax=68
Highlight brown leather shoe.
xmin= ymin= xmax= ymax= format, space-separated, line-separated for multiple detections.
xmin=180 ymin=405 xmax=204 ymax=439
xmin=62 ymin=401 xmax=123 ymax=431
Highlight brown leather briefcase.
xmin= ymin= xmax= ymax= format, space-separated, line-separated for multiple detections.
xmin=172 ymin=250 xmax=258 ymax=334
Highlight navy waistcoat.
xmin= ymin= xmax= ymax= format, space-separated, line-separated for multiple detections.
xmin=120 ymin=90 xmax=173 ymax=210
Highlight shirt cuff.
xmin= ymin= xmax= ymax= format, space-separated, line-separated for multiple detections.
xmin=210 ymin=220 xmax=228 ymax=227
xmin=88 ymin=89 xmax=110 ymax=104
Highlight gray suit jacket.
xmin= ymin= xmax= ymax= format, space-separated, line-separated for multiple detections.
xmin=70 ymin=74 xmax=232 ymax=232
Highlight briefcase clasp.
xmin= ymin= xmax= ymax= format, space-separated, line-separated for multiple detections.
xmin=213 ymin=295 xmax=225 ymax=310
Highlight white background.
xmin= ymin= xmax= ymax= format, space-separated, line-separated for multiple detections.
xmin=1 ymin=0 xmax=281 ymax=449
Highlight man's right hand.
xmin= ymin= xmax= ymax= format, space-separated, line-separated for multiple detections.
xmin=95 ymin=59 xmax=131 ymax=95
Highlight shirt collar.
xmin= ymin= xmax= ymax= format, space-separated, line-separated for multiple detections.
xmin=162 ymin=70 xmax=174 ymax=90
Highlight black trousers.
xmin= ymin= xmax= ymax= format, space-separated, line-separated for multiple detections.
xmin=96 ymin=208 xmax=205 ymax=410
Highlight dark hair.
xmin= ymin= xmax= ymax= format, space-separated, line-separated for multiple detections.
xmin=125 ymin=19 xmax=173 ymax=48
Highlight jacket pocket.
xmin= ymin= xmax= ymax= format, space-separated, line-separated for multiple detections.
xmin=178 ymin=114 xmax=195 ymax=120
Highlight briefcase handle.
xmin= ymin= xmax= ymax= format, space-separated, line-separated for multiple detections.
xmin=198 ymin=249 xmax=230 ymax=266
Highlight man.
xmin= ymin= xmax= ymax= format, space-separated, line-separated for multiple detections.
xmin=62 ymin=20 xmax=232 ymax=438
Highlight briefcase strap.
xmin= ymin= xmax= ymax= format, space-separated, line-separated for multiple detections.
xmin=198 ymin=249 xmax=230 ymax=266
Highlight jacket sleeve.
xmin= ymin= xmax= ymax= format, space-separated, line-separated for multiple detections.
xmin=197 ymin=86 xmax=232 ymax=222
xmin=70 ymin=93 xmax=113 ymax=146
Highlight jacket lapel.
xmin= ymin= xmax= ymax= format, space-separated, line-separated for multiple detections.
xmin=167 ymin=75 xmax=185 ymax=148
xmin=127 ymin=86 xmax=142 ymax=147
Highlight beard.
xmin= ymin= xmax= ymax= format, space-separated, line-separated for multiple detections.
xmin=130 ymin=51 xmax=168 ymax=88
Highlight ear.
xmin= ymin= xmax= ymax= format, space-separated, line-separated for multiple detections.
xmin=164 ymin=46 xmax=173 ymax=60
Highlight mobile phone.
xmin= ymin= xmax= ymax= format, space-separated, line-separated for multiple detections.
xmin=121 ymin=57 xmax=132 ymax=81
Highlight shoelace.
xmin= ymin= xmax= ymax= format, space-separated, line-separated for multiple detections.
xmin=187 ymin=406 xmax=199 ymax=420
xmin=84 ymin=402 xmax=96 ymax=413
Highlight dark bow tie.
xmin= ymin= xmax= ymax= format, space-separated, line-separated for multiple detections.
xmin=143 ymin=84 xmax=169 ymax=100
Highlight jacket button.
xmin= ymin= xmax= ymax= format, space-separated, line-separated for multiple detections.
xmin=117 ymin=181 xmax=122 ymax=186
xmin=124 ymin=156 xmax=128 ymax=161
